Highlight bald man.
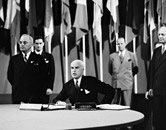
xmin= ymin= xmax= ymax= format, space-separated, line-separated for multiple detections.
xmin=109 ymin=37 xmax=138 ymax=107
xmin=7 ymin=34 xmax=47 ymax=104
xmin=146 ymin=26 xmax=166 ymax=130
xmin=53 ymin=59 xmax=115 ymax=106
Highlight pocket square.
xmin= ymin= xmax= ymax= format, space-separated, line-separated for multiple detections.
xmin=30 ymin=61 xmax=35 ymax=63
xmin=128 ymin=59 xmax=131 ymax=61
xmin=85 ymin=89 xmax=90 ymax=94
xmin=44 ymin=59 xmax=49 ymax=63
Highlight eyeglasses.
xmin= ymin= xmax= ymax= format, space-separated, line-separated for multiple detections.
xmin=19 ymin=41 xmax=30 ymax=45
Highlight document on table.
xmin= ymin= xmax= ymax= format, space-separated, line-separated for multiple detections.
xmin=97 ymin=104 xmax=130 ymax=110
xmin=42 ymin=104 xmax=66 ymax=110
xmin=19 ymin=102 xmax=43 ymax=110
xmin=19 ymin=102 xmax=66 ymax=111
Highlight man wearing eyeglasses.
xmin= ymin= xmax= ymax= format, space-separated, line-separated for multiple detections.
xmin=7 ymin=34 xmax=47 ymax=104
xmin=34 ymin=36 xmax=55 ymax=103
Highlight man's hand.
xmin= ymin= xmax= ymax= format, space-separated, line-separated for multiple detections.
xmin=46 ymin=88 xmax=53 ymax=95
xmin=145 ymin=89 xmax=153 ymax=99
xmin=56 ymin=101 xmax=67 ymax=106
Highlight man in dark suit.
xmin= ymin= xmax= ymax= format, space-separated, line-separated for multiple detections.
xmin=146 ymin=26 xmax=166 ymax=130
xmin=7 ymin=34 xmax=47 ymax=104
xmin=34 ymin=36 xmax=55 ymax=103
xmin=53 ymin=60 xmax=115 ymax=106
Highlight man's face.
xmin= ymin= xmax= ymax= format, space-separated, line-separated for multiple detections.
xmin=158 ymin=27 xmax=166 ymax=43
xmin=70 ymin=61 xmax=84 ymax=79
xmin=34 ymin=39 xmax=44 ymax=52
xmin=19 ymin=36 xmax=33 ymax=53
xmin=117 ymin=38 xmax=126 ymax=51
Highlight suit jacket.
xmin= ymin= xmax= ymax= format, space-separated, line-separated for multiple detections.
xmin=7 ymin=52 xmax=47 ymax=104
xmin=53 ymin=76 xmax=115 ymax=105
xmin=149 ymin=46 xmax=166 ymax=96
xmin=109 ymin=50 xmax=138 ymax=90
xmin=40 ymin=51 xmax=55 ymax=90
xmin=40 ymin=51 xmax=55 ymax=103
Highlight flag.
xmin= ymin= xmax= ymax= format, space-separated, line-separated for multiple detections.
xmin=92 ymin=0 xmax=103 ymax=43
xmin=20 ymin=0 xmax=29 ymax=34
xmin=27 ymin=0 xmax=37 ymax=36
xmin=125 ymin=0 xmax=144 ymax=44
xmin=143 ymin=0 xmax=149 ymax=44
xmin=61 ymin=0 xmax=72 ymax=43
xmin=44 ymin=0 xmax=54 ymax=53
xmin=0 ymin=0 xmax=4 ymax=27
xmin=4 ymin=0 xmax=20 ymax=30
xmin=106 ymin=0 xmax=119 ymax=52
xmin=157 ymin=0 xmax=166 ymax=24
xmin=143 ymin=0 xmax=156 ymax=44
xmin=4 ymin=0 xmax=21 ymax=55
xmin=73 ymin=0 xmax=88 ymax=42
xmin=106 ymin=0 xmax=119 ymax=33
xmin=45 ymin=0 xmax=54 ymax=37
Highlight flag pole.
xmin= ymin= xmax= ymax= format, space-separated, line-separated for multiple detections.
xmin=99 ymin=39 xmax=103 ymax=81
xmin=82 ymin=35 xmax=86 ymax=75
xmin=150 ymin=27 xmax=154 ymax=59
xmin=60 ymin=0 xmax=67 ymax=82
xmin=65 ymin=35 xmax=69 ymax=81
xmin=133 ymin=37 xmax=138 ymax=94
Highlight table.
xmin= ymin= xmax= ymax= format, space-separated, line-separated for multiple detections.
xmin=0 ymin=105 xmax=144 ymax=130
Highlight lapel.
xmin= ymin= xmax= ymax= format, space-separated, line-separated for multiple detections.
xmin=28 ymin=52 xmax=35 ymax=63
xmin=41 ymin=51 xmax=46 ymax=58
xmin=155 ymin=47 xmax=166 ymax=71
xmin=71 ymin=79 xmax=78 ymax=93
xmin=79 ymin=76 xmax=86 ymax=90
xmin=114 ymin=52 xmax=121 ymax=64
xmin=118 ymin=51 xmax=128 ymax=69
xmin=70 ymin=79 xmax=80 ymax=102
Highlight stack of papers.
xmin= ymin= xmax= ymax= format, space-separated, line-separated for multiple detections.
xmin=97 ymin=104 xmax=130 ymax=110
xmin=19 ymin=103 xmax=43 ymax=110
xmin=19 ymin=103 xmax=66 ymax=111
xmin=42 ymin=104 xmax=66 ymax=110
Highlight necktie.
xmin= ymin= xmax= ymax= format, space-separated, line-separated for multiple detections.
xmin=119 ymin=52 xmax=123 ymax=63
xmin=75 ymin=80 xmax=79 ymax=91
xmin=24 ymin=54 xmax=28 ymax=62
xmin=162 ymin=46 xmax=165 ymax=54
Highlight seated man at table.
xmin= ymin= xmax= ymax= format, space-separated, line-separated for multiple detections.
xmin=53 ymin=59 xmax=115 ymax=106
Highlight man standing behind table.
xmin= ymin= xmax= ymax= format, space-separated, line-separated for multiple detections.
xmin=53 ymin=59 xmax=115 ymax=106
xmin=145 ymin=26 xmax=166 ymax=130
xmin=109 ymin=37 xmax=138 ymax=107
xmin=7 ymin=34 xmax=47 ymax=104
xmin=34 ymin=36 xmax=55 ymax=103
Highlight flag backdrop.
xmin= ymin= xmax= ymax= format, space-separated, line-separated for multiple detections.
xmin=0 ymin=0 xmax=161 ymax=95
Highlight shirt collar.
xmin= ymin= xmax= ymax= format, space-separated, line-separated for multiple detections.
xmin=35 ymin=50 xmax=42 ymax=55
xmin=119 ymin=49 xmax=126 ymax=56
xmin=162 ymin=44 xmax=166 ymax=50
xmin=22 ymin=51 xmax=31 ymax=59
xmin=74 ymin=76 xmax=82 ymax=87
